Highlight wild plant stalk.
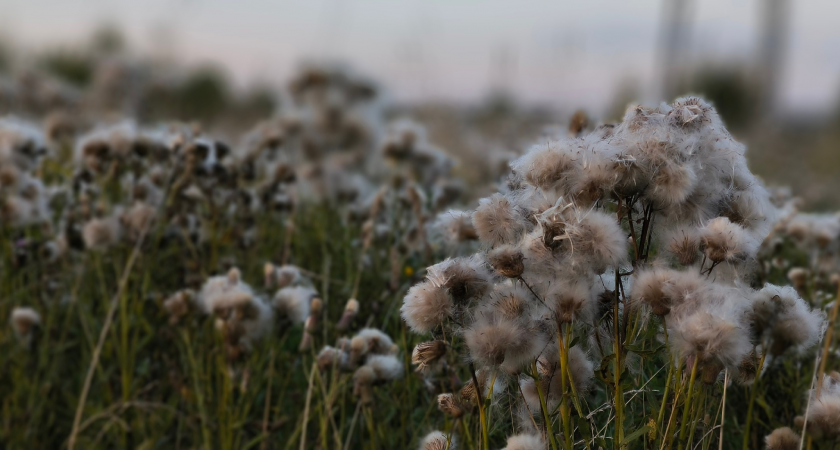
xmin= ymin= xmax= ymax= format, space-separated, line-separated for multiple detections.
xmin=614 ymin=271 xmax=625 ymax=448
xmin=562 ymin=324 xmax=592 ymax=450
xmin=313 ymin=359 xmax=343 ymax=448
xmin=719 ymin=370 xmax=728 ymax=450
xmin=741 ymin=350 xmax=768 ymax=450
xmin=815 ymin=282 xmax=840 ymax=397
xmin=259 ymin=350 xmax=276 ymax=450
xmin=363 ymin=405 xmax=376 ymax=450
xmin=532 ymin=360 xmax=559 ymax=450
xmin=556 ymin=324 xmax=573 ymax=450
xmin=677 ymin=359 xmax=700 ymax=450
xmin=657 ymin=327 xmax=674 ymax=440
xmin=299 ymin=361 xmax=316 ymax=450
xmin=798 ymin=348 xmax=823 ymax=450
xmin=685 ymin=387 xmax=706 ymax=449
xmin=342 ymin=402 xmax=362 ymax=450
xmin=468 ymin=363 xmax=490 ymax=450
xmin=67 ymin=223 xmax=150 ymax=450
xmin=663 ymin=363 xmax=686 ymax=450
xmin=183 ymin=330 xmax=212 ymax=449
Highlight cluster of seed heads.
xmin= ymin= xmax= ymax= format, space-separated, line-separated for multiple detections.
xmin=2 ymin=65 xmax=468 ymax=359
xmin=404 ymin=97 xmax=833 ymax=446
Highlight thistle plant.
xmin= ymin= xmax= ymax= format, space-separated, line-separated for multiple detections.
xmin=2 ymin=49 xmax=840 ymax=450
xmin=402 ymin=97 xmax=831 ymax=449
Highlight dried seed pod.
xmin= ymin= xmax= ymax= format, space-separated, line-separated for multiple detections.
xmin=437 ymin=393 xmax=465 ymax=418
xmin=412 ymin=340 xmax=447 ymax=372
xmin=337 ymin=298 xmax=360 ymax=331
xmin=487 ymin=245 xmax=525 ymax=278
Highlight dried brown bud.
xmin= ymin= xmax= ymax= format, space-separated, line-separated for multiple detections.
xmin=337 ymin=298 xmax=360 ymax=331
xmin=420 ymin=431 xmax=449 ymax=450
xmin=568 ymin=110 xmax=588 ymax=137
xmin=163 ymin=289 xmax=194 ymax=325
xmin=437 ymin=393 xmax=465 ymax=418
xmin=787 ymin=268 xmax=808 ymax=292
xmin=765 ymin=427 xmax=801 ymax=450
xmin=309 ymin=297 xmax=323 ymax=316
xmin=412 ymin=341 xmax=447 ymax=372
xmin=669 ymin=230 xmax=700 ymax=266
xmin=487 ymin=245 xmax=525 ymax=278
xmin=353 ymin=366 xmax=375 ymax=405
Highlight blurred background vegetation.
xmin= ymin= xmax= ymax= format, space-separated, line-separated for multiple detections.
xmin=3 ymin=0 xmax=838 ymax=209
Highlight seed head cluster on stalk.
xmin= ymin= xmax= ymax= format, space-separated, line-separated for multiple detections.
xmin=2 ymin=63 xmax=448 ymax=449
xmin=316 ymin=327 xmax=403 ymax=404
xmin=404 ymin=97 xmax=829 ymax=447
xmin=1 ymin=62 xmax=465 ymax=350
xmin=765 ymin=371 xmax=840 ymax=448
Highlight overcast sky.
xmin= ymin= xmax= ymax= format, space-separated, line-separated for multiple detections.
xmin=2 ymin=0 xmax=839 ymax=113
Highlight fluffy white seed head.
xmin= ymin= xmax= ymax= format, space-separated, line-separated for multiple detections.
xmin=355 ymin=328 xmax=398 ymax=355
xmin=501 ymin=433 xmax=545 ymax=450
xmin=802 ymin=384 xmax=840 ymax=440
xmin=273 ymin=286 xmax=317 ymax=323
xmin=546 ymin=280 xmax=597 ymax=324
xmin=699 ymin=217 xmax=757 ymax=264
xmin=512 ymin=140 xmax=577 ymax=193
xmin=401 ymin=280 xmax=452 ymax=334
xmin=630 ymin=268 xmax=707 ymax=317
xmin=419 ymin=431 xmax=454 ymax=450
xmin=764 ymin=285 xmax=824 ymax=355
xmin=432 ymin=209 xmax=478 ymax=244
xmin=317 ymin=346 xmax=348 ymax=372
xmin=647 ymin=161 xmax=698 ymax=207
xmin=668 ymin=306 xmax=753 ymax=384
xmin=365 ymin=354 xmax=404 ymax=381
xmin=264 ymin=264 xmax=302 ymax=289
xmin=663 ymin=227 xmax=701 ymax=266
xmin=487 ymin=244 xmax=525 ymax=278
xmin=425 ymin=256 xmax=492 ymax=304
xmin=82 ymin=216 xmax=122 ymax=250
xmin=565 ymin=210 xmax=628 ymax=272
xmin=463 ymin=315 xmax=544 ymax=372
xmin=764 ymin=427 xmax=800 ymax=450
xmin=10 ymin=307 xmax=41 ymax=345
xmin=567 ymin=345 xmax=595 ymax=392
xmin=472 ymin=194 xmax=526 ymax=247
xmin=197 ymin=268 xmax=273 ymax=350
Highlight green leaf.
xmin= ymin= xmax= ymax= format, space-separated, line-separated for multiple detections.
xmin=625 ymin=342 xmax=664 ymax=357
xmin=622 ymin=425 xmax=651 ymax=445
xmin=576 ymin=416 xmax=595 ymax=448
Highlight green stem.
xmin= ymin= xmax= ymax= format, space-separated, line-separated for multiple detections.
xmin=183 ymin=330 xmax=211 ymax=449
xmin=532 ymin=361 xmax=559 ymax=450
xmin=558 ymin=324 xmax=572 ymax=450
xmin=562 ymin=325 xmax=593 ymax=450
xmin=613 ymin=273 xmax=625 ymax=448
xmin=742 ymin=351 xmax=767 ymax=450
xmin=657 ymin=327 xmax=674 ymax=442
xmin=664 ymin=361 xmax=685 ymax=450
xmin=686 ymin=388 xmax=706 ymax=449
xmin=469 ymin=364 xmax=490 ymax=450
xmin=363 ymin=406 xmax=376 ymax=450
xmin=677 ymin=358 xmax=700 ymax=450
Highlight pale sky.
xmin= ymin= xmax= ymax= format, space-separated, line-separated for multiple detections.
xmin=2 ymin=0 xmax=839 ymax=114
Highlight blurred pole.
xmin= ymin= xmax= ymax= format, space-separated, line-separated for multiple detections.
xmin=757 ymin=0 xmax=789 ymax=118
xmin=491 ymin=45 xmax=516 ymax=96
xmin=658 ymin=0 xmax=693 ymax=100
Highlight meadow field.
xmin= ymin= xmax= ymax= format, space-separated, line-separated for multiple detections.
xmin=1 ymin=42 xmax=839 ymax=450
